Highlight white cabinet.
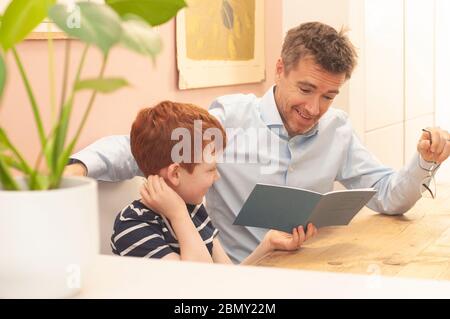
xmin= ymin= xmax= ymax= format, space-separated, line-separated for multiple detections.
xmin=349 ymin=0 xmax=435 ymax=168
xmin=405 ymin=0 xmax=435 ymax=121
xmin=365 ymin=123 xmax=404 ymax=170
xmin=364 ymin=0 xmax=404 ymax=131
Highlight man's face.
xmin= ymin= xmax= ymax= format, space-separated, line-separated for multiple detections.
xmin=274 ymin=57 xmax=347 ymax=136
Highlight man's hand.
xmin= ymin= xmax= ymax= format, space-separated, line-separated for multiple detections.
xmin=263 ymin=223 xmax=318 ymax=251
xmin=417 ymin=127 xmax=450 ymax=164
xmin=63 ymin=163 xmax=87 ymax=176
xmin=140 ymin=175 xmax=188 ymax=221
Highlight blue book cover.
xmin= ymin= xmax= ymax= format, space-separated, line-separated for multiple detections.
xmin=233 ymin=183 xmax=377 ymax=232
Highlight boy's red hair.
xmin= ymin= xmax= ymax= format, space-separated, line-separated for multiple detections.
xmin=130 ymin=101 xmax=226 ymax=177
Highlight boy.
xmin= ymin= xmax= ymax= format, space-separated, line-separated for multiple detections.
xmin=111 ymin=101 xmax=314 ymax=264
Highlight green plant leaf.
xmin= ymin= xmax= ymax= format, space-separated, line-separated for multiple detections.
xmin=31 ymin=173 xmax=50 ymax=190
xmin=0 ymin=0 xmax=56 ymax=51
xmin=0 ymin=52 xmax=5 ymax=98
xmin=49 ymin=2 xmax=123 ymax=55
xmin=0 ymin=155 xmax=19 ymax=190
xmin=48 ymin=44 xmax=89 ymax=177
xmin=0 ymin=153 xmax=32 ymax=178
xmin=0 ymin=127 xmax=14 ymax=151
xmin=120 ymin=16 xmax=162 ymax=59
xmin=105 ymin=0 xmax=186 ymax=26
xmin=75 ymin=77 xmax=129 ymax=93
xmin=0 ymin=153 xmax=22 ymax=171
xmin=0 ymin=127 xmax=33 ymax=174
xmin=51 ymin=97 xmax=73 ymax=173
xmin=44 ymin=127 xmax=56 ymax=171
xmin=51 ymin=138 xmax=76 ymax=189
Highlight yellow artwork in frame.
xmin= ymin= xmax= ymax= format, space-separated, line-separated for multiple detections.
xmin=177 ymin=0 xmax=265 ymax=89
xmin=185 ymin=0 xmax=255 ymax=61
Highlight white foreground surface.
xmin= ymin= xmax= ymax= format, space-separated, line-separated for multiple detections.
xmin=79 ymin=255 xmax=450 ymax=298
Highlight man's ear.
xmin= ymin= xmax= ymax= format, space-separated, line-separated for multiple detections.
xmin=275 ymin=58 xmax=284 ymax=79
xmin=166 ymin=163 xmax=181 ymax=187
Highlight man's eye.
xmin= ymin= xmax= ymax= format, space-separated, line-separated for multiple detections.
xmin=299 ymin=88 xmax=311 ymax=94
xmin=323 ymin=96 xmax=334 ymax=100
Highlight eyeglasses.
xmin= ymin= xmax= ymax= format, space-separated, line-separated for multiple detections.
xmin=420 ymin=175 xmax=437 ymax=199
xmin=418 ymin=153 xmax=440 ymax=199
xmin=418 ymin=129 xmax=443 ymax=199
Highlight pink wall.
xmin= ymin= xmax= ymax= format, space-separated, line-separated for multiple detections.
xmin=0 ymin=0 xmax=281 ymax=166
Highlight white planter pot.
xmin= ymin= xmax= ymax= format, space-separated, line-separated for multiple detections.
xmin=0 ymin=176 xmax=99 ymax=298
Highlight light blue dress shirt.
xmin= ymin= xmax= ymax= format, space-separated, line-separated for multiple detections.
xmin=72 ymin=86 xmax=435 ymax=263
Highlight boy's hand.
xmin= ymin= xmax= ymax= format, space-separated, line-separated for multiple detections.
xmin=264 ymin=223 xmax=318 ymax=251
xmin=140 ymin=175 xmax=188 ymax=221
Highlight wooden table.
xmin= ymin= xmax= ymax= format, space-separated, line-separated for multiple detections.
xmin=256 ymin=184 xmax=450 ymax=281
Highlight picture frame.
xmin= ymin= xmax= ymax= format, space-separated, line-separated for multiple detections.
xmin=176 ymin=0 xmax=265 ymax=89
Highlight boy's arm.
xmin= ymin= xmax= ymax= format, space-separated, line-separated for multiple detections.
xmin=211 ymin=238 xmax=234 ymax=264
xmin=142 ymin=175 xmax=213 ymax=263
xmin=170 ymin=213 xmax=214 ymax=263
xmin=212 ymin=225 xmax=318 ymax=265
xmin=211 ymin=237 xmax=272 ymax=265
xmin=240 ymin=240 xmax=273 ymax=265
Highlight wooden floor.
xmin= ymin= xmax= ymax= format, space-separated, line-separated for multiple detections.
xmin=255 ymin=184 xmax=450 ymax=281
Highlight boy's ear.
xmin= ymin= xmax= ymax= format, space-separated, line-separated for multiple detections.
xmin=166 ymin=163 xmax=181 ymax=187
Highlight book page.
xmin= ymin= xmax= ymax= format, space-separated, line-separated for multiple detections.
xmin=308 ymin=190 xmax=376 ymax=227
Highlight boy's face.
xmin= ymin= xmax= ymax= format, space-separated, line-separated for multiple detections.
xmin=176 ymin=160 xmax=220 ymax=205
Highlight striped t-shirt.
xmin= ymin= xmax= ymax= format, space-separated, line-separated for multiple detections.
xmin=111 ymin=200 xmax=219 ymax=259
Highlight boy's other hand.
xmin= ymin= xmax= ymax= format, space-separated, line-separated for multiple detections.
xmin=63 ymin=163 xmax=87 ymax=176
xmin=140 ymin=175 xmax=187 ymax=221
xmin=264 ymin=223 xmax=318 ymax=251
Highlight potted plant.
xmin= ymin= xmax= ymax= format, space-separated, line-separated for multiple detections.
xmin=0 ymin=0 xmax=186 ymax=298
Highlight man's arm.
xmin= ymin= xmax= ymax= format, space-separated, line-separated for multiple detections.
xmin=337 ymin=130 xmax=441 ymax=215
xmin=65 ymin=100 xmax=227 ymax=180
xmin=67 ymin=135 xmax=142 ymax=181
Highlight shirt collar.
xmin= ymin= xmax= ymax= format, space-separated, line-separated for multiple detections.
xmin=260 ymin=86 xmax=284 ymax=127
xmin=259 ymin=86 xmax=319 ymax=138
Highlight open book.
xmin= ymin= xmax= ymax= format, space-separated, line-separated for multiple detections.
xmin=233 ymin=183 xmax=377 ymax=232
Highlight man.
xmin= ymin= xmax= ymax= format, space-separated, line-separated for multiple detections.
xmin=67 ymin=22 xmax=450 ymax=263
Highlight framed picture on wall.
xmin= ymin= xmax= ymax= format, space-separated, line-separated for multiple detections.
xmin=0 ymin=0 xmax=103 ymax=40
xmin=176 ymin=0 xmax=265 ymax=89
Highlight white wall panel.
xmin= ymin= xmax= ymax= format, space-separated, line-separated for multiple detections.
xmin=365 ymin=0 xmax=404 ymax=131
xmin=405 ymin=0 xmax=435 ymax=120
xmin=365 ymin=124 xmax=404 ymax=170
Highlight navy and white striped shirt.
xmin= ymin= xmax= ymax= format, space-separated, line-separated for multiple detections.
xmin=111 ymin=200 xmax=218 ymax=259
